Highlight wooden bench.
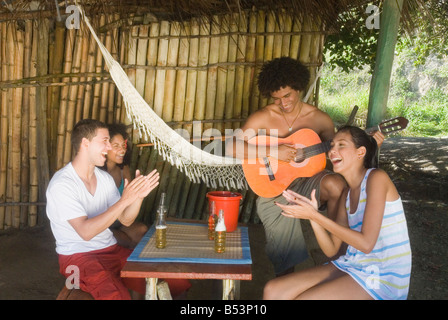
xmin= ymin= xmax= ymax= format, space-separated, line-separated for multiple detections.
xmin=56 ymin=286 xmax=94 ymax=300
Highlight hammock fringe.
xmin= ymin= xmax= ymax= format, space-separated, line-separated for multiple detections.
xmin=77 ymin=5 xmax=247 ymax=190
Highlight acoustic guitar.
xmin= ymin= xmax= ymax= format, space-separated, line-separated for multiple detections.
xmin=242 ymin=117 xmax=409 ymax=198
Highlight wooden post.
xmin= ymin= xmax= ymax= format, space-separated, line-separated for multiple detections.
xmin=367 ymin=0 xmax=404 ymax=128
xmin=0 ymin=23 xmax=8 ymax=228
xmin=35 ymin=19 xmax=50 ymax=225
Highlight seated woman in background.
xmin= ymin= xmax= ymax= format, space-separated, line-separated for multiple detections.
xmin=102 ymin=122 xmax=191 ymax=298
xmin=264 ymin=125 xmax=412 ymax=300
xmin=101 ymin=123 xmax=148 ymax=249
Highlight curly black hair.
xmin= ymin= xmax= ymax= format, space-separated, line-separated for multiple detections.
xmin=257 ymin=57 xmax=310 ymax=98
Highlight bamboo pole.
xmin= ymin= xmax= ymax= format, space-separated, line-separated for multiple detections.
xmin=143 ymin=21 xmax=159 ymax=113
xmin=148 ymin=153 xmax=167 ymax=223
xmin=289 ymin=16 xmax=302 ymax=60
xmin=298 ymin=16 xmax=313 ymax=102
xmin=162 ymin=21 xmax=180 ymax=122
xmin=233 ymin=11 xmax=247 ymax=130
xmin=63 ymin=27 xmax=83 ymax=165
xmin=176 ymin=176 xmax=191 ymax=219
xmin=241 ymin=10 xmax=256 ymax=129
xmin=223 ymin=13 xmax=238 ymax=132
xmin=92 ymin=15 xmax=106 ymax=120
xmin=167 ymin=169 xmax=186 ymax=219
xmin=21 ymin=20 xmax=32 ymax=227
xmin=264 ymin=11 xmax=275 ymax=61
xmin=11 ymin=23 xmax=24 ymax=228
xmin=56 ymin=28 xmax=74 ymax=169
xmin=214 ymin=14 xmax=229 ymax=133
xmin=192 ymin=183 xmax=208 ymax=220
xmin=184 ymin=182 xmax=200 ymax=219
xmin=272 ymin=12 xmax=283 ymax=59
xmin=35 ymin=18 xmax=50 ymax=225
xmin=308 ymin=18 xmax=322 ymax=106
xmin=153 ymin=160 xmax=172 ymax=217
xmin=48 ymin=22 xmax=65 ymax=172
xmin=116 ymin=27 xmax=127 ymax=123
xmin=173 ymin=22 xmax=189 ymax=126
xmin=250 ymin=10 xmax=265 ymax=114
xmin=106 ymin=16 xmax=119 ymax=124
xmin=153 ymin=20 xmax=170 ymax=118
xmin=0 ymin=23 xmax=8 ymax=229
xmin=204 ymin=15 xmax=220 ymax=132
xmin=182 ymin=18 xmax=199 ymax=136
xmin=5 ymin=73 xmax=12 ymax=228
xmin=135 ymin=24 xmax=149 ymax=97
xmin=141 ymin=148 xmax=162 ymax=224
xmin=259 ymin=11 xmax=275 ymax=109
xmin=193 ymin=18 xmax=210 ymax=137
xmin=126 ymin=25 xmax=140 ymax=145
xmin=82 ymin=26 xmax=98 ymax=119
xmin=161 ymin=162 xmax=176 ymax=210
xmin=4 ymin=24 xmax=13 ymax=228
xmin=315 ymin=21 xmax=326 ymax=107
xmin=28 ymin=20 xmax=38 ymax=227
xmin=75 ymin=26 xmax=90 ymax=123
xmin=280 ymin=10 xmax=293 ymax=57
xmin=99 ymin=23 xmax=113 ymax=122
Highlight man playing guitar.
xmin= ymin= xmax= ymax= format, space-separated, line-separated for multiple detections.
xmin=227 ymin=57 xmax=384 ymax=276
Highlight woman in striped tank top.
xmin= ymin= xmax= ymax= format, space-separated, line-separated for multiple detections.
xmin=264 ymin=125 xmax=411 ymax=300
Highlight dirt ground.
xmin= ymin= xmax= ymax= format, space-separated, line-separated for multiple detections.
xmin=0 ymin=136 xmax=447 ymax=300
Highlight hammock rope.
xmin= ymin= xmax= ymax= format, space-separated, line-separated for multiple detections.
xmin=78 ymin=5 xmax=321 ymax=190
xmin=78 ymin=5 xmax=247 ymax=190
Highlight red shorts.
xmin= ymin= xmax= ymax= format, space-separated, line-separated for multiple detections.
xmin=59 ymin=244 xmax=191 ymax=300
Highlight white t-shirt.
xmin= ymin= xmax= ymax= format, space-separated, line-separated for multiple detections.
xmin=46 ymin=162 xmax=121 ymax=255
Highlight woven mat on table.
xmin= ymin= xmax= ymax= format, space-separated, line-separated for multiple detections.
xmin=127 ymin=222 xmax=252 ymax=264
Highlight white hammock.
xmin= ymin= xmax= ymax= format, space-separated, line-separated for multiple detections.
xmin=79 ymin=7 xmax=246 ymax=190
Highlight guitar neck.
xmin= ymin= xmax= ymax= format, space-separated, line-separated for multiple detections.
xmin=302 ymin=140 xmax=331 ymax=158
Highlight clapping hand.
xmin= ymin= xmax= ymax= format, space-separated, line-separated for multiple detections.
xmin=121 ymin=169 xmax=159 ymax=204
xmin=275 ymin=189 xmax=318 ymax=220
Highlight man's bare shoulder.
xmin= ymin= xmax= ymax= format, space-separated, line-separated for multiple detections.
xmin=302 ymin=103 xmax=331 ymax=120
xmin=299 ymin=103 xmax=334 ymax=137
xmin=242 ymin=104 xmax=277 ymax=129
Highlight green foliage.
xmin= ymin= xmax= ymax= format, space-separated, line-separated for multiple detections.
xmin=319 ymin=57 xmax=448 ymax=137
xmin=320 ymin=1 xmax=448 ymax=137
xmin=325 ymin=1 xmax=448 ymax=73
xmin=388 ymin=88 xmax=448 ymax=137
xmin=396 ymin=0 xmax=448 ymax=67
xmin=324 ymin=8 xmax=379 ymax=73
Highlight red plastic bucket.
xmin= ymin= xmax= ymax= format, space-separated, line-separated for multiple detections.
xmin=206 ymin=191 xmax=242 ymax=232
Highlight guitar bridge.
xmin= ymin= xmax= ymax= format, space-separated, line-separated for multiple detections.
xmin=263 ymin=157 xmax=276 ymax=181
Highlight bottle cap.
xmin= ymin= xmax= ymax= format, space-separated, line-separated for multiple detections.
xmin=215 ymin=209 xmax=226 ymax=231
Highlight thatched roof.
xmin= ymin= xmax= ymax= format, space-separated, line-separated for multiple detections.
xmin=0 ymin=0 xmax=427 ymax=31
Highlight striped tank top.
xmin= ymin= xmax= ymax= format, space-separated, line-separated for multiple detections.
xmin=332 ymin=168 xmax=412 ymax=300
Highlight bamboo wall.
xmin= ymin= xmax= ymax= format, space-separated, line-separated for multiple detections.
xmin=0 ymin=10 xmax=326 ymax=230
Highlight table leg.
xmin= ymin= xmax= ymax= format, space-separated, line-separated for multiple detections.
xmin=145 ymin=278 xmax=158 ymax=300
xmin=156 ymin=280 xmax=173 ymax=300
xmin=222 ymin=279 xmax=240 ymax=300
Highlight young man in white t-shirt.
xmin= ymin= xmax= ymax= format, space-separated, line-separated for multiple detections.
xmin=46 ymin=119 xmax=160 ymax=299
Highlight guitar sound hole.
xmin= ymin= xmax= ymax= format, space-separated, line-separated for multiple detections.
xmin=294 ymin=150 xmax=306 ymax=163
